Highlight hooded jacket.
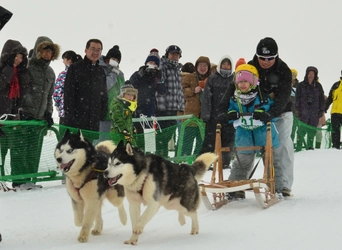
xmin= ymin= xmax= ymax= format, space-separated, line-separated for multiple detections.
xmin=295 ymin=68 xmax=325 ymax=126
xmin=0 ymin=39 xmax=29 ymax=116
xmin=21 ymin=36 xmax=60 ymax=119
xmin=201 ymin=55 xmax=234 ymax=122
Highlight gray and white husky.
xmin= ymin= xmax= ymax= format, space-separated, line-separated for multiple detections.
xmin=54 ymin=129 xmax=127 ymax=243
xmin=104 ymin=141 xmax=217 ymax=245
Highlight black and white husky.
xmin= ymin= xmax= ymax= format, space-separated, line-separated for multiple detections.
xmin=54 ymin=129 xmax=126 ymax=243
xmin=104 ymin=141 xmax=217 ymax=245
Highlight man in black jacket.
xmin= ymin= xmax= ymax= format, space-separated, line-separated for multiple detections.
xmin=250 ymin=37 xmax=294 ymax=197
xmin=64 ymin=39 xmax=107 ymax=139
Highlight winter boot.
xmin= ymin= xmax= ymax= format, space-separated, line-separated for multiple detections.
xmin=315 ymin=142 xmax=321 ymax=149
xmin=282 ymin=188 xmax=292 ymax=198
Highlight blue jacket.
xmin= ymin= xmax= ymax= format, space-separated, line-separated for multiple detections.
xmin=228 ymin=94 xmax=279 ymax=153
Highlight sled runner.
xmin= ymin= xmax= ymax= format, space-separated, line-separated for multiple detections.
xmin=199 ymin=116 xmax=280 ymax=210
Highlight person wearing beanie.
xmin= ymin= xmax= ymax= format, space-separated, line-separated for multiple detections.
xmin=179 ymin=56 xmax=211 ymax=156
xmin=235 ymin=58 xmax=246 ymax=70
xmin=155 ymin=45 xmax=184 ymax=157
xmin=145 ymin=48 xmax=160 ymax=68
xmin=199 ymin=55 xmax=235 ymax=169
xmin=295 ymin=66 xmax=325 ymax=151
xmin=226 ymin=64 xmax=279 ymax=200
xmin=129 ymin=48 xmax=162 ymax=151
xmin=109 ymin=81 xmax=138 ymax=145
xmin=98 ymin=45 xmax=125 ymax=141
xmin=249 ymin=36 xmax=294 ymax=198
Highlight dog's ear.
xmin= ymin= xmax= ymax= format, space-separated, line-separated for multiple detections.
xmin=126 ymin=142 xmax=134 ymax=156
xmin=117 ymin=140 xmax=125 ymax=149
xmin=77 ymin=129 xmax=85 ymax=141
xmin=63 ymin=129 xmax=71 ymax=137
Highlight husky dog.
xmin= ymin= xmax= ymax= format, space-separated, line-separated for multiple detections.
xmin=104 ymin=141 xmax=217 ymax=245
xmin=54 ymin=129 xmax=127 ymax=243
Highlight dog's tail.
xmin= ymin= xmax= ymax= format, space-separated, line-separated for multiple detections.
xmin=95 ymin=140 xmax=116 ymax=154
xmin=192 ymin=153 xmax=218 ymax=181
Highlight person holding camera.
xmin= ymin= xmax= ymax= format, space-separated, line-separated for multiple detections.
xmin=295 ymin=66 xmax=325 ymax=151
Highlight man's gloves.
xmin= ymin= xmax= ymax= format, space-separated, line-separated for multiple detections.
xmin=122 ymin=129 xmax=133 ymax=143
xmin=44 ymin=112 xmax=54 ymax=127
xmin=227 ymin=111 xmax=240 ymax=121
xmin=253 ymin=109 xmax=271 ymax=123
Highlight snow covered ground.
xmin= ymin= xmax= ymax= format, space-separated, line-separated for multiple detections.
xmin=0 ymin=148 xmax=341 ymax=250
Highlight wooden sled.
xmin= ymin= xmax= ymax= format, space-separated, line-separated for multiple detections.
xmin=199 ymin=120 xmax=280 ymax=210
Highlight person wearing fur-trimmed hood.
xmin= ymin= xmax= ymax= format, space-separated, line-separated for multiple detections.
xmin=21 ymin=36 xmax=60 ymax=122
xmin=16 ymin=36 xmax=60 ymax=190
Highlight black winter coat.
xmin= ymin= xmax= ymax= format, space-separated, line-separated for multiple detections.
xmin=64 ymin=56 xmax=107 ymax=131
xmin=249 ymin=56 xmax=292 ymax=118
xmin=201 ymin=71 xmax=234 ymax=122
xmin=129 ymin=66 xmax=161 ymax=117
xmin=295 ymin=80 xmax=324 ymax=126
xmin=0 ymin=39 xmax=29 ymax=116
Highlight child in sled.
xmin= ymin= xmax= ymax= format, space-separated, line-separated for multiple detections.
xmin=225 ymin=64 xmax=279 ymax=200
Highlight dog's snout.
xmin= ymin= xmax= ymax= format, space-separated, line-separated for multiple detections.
xmin=103 ymin=170 xmax=108 ymax=178
xmin=56 ymin=157 xmax=62 ymax=163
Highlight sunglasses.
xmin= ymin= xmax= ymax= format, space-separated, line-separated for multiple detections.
xmin=256 ymin=54 xmax=278 ymax=61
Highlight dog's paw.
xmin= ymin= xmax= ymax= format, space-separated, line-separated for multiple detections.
xmin=124 ymin=234 xmax=139 ymax=245
xmin=91 ymin=229 xmax=101 ymax=235
xmin=190 ymin=227 xmax=199 ymax=235
xmin=133 ymin=226 xmax=143 ymax=235
xmin=77 ymin=235 xmax=88 ymax=243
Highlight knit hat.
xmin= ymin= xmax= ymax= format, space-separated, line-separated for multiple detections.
xmin=181 ymin=62 xmax=195 ymax=73
xmin=235 ymin=64 xmax=259 ymax=88
xmin=105 ymin=45 xmax=121 ymax=63
xmin=235 ymin=58 xmax=246 ymax=70
xmin=145 ymin=48 xmax=160 ymax=67
xmin=256 ymin=37 xmax=278 ymax=56
xmin=165 ymin=45 xmax=182 ymax=58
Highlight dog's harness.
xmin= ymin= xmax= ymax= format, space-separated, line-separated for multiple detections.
xmin=69 ymin=167 xmax=104 ymax=199
xmin=137 ymin=174 xmax=148 ymax=196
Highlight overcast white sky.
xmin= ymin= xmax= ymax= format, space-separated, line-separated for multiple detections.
xmin=1 ymin=0 xmax=342 ymax=94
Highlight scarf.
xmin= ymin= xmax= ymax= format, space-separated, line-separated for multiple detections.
xmin=8 ymin=67 xmax=20 ymax=99
xmin=235 ymin=91 xmax=258 ymax=106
